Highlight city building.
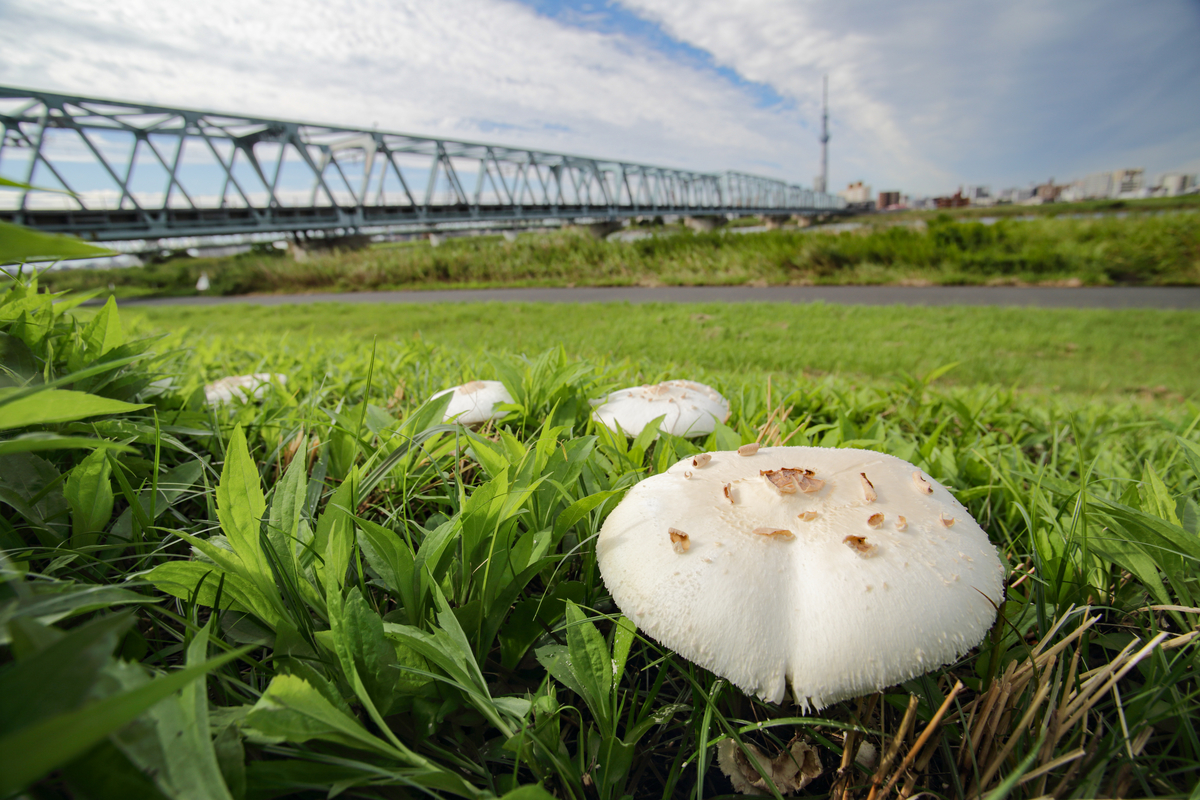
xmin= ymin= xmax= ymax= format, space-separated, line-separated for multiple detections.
xmin=1157 ymin=173 xmax=1197 ymax=196
xmin=962 ymin=185 xmax=994 ymax=206
xmin=934 ymin=191 xmax=969 ymax=209
xmin=839 ymin=181 xmax=874 ymax=210
xmin=877 ymin=190 xmax=901 ymax=209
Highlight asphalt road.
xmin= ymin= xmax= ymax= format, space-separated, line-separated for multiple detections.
xmin=120 ymin=285 xmax=1200 ymax=309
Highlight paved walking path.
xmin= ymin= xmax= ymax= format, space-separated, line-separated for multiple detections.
xmin=121 ymin=285 xmax=1200 ymax=309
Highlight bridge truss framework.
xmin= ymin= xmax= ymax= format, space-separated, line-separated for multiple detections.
xmin=0 ymin=86 xmax=844 ymax=243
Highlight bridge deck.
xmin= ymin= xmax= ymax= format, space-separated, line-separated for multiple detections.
xmin=0 ymin=86 xmax=845 ymax=242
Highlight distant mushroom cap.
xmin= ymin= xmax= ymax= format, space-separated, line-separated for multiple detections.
xmin=432 ymin=380 xmax=514 ymax=425
xmin=592 ymin=380 xmax=729 ymax=438
xmin=204 ymin=373 xmax=287 ymax=405
xmin=597 ymin=446 xmax=1005 ymax=708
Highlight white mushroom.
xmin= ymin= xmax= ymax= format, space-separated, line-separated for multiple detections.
xmin=432 ymin=380 xmax=514 ymax=426
xmin=204 ymin=373 xmax=288 ymax=405
xmin=591 ymin=380 xmax=729 ymax=438
xmin=597 ymin=446 xmax=1005 ymax=709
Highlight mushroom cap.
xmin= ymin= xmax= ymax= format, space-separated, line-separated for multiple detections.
xmin=432 ymin=380 xmax=514 ymax=425
xmin=597 ymin=446 xmax=1005 ymax=708
xmin=204 ymin=373 xmax=287 ymax=405
xmin=592 ymin=380 xmax=730 ymax=438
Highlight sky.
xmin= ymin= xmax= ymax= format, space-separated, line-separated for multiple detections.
xmin=1 ymin=0 xmax=1198 ymax=196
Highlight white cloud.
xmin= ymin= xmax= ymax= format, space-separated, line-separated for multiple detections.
xmin=621 ymin=0 xmax=1200 ymax=193
xmin=0 ymin=0 xmax=803 ymax=177
xmin=1 ymin=0 xmax=1197 ymax=197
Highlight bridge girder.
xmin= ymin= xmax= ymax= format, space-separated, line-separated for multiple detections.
xmin=0 ymin=86 xmax=846 ymax=242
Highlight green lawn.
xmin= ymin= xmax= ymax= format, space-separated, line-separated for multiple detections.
xmin=7 ymin=276 xmax=1200 ymax=798
xmin=127 ymin=300 xmax=1200 ymax=398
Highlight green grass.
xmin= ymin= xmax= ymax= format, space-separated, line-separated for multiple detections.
xmin=126 ymin=301 xmax=1200 ymax=398
xmin=33 ymin=207 xmax=1200 ymax=299
xmin=5 ymin=273 xmax=1200 ymax=799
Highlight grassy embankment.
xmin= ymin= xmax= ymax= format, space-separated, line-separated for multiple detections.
xmin=39 ymin=202 xmax=1200 ymax=298
xmin=5 ymin=278 xmax=1200 ymax=798
xmin=128 ymin=301 xmax=1200 ymax=399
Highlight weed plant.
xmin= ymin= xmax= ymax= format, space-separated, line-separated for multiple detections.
xmin=2 ymin=272 xmax=1200 ymax=798
xmin=36 ymin=210 xmax=1200 ymax=299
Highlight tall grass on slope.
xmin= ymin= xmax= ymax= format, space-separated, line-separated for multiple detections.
xmin=2 ymin=279 xmax=1199 ymax=797
xmin=37 ymin=210 xmax=1200 ymax=298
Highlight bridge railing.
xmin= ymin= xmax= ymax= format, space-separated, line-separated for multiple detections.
xmin=0 ymin=86 xmax=845 ymax=240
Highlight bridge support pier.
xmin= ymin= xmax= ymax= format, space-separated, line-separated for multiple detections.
xmin=683 ymin=216 xmax=725 ymax=233
xmin=289 ymin=233 xmax=371 ymax=261
xmin=572 ymin=221 xmax=624 ymax=239
xmin=764 ymin=215 xmax=792 ymax=230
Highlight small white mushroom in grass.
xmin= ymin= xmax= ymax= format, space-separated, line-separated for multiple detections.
xmin=432 ymin=380 xmax=515 ymax=425
xmin=597 ymin=445 xmax=1004 ymax=709
xmin=591 ymin=380 xmax=729 ymax=437
xmin=204 ymin=373 xmax=288 ymax=405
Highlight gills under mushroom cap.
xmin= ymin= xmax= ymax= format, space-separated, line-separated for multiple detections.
xmin=591 ymin=380 xmax=729 ymax=438
xmin=597 ymin=446 xmax=1005 ymax=709
xmin=432 ymin=380 xmax=514 ymax=425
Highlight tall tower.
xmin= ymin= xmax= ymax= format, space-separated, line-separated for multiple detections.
xmin=815 ymin=74 xmax=830 ymax=194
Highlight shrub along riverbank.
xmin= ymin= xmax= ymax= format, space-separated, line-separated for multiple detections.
xmin=37 ymin=208 xmax=1200 ymax=299
xmin=4 ymin=274 xmax=1200 ymax=797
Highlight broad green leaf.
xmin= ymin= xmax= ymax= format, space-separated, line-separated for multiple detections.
xmin=80 ymin=296 xmax=125 ymax=360
xmin=553 ymin=489 xmax=620 ymax=540
xmin=356 ymin=517 xmax=416 ymax=620
xmin=65 ymin=447 xmax=114 ymax=541
xmin=0 ymin=220 xmax=114 ymax=264
xmin=499 ymin=783 xmax=558 ymax=800
xmin=333 ymin=587 xmax=400 ymax=715
xmin=1140 ymin=462 xmax=1181 ymax=526
xmin=110 ymin=460 xmax=204 ymax=541
xmin=0 ymin=433 xmax=134 ymax=456
xmin=244 ymin=674 xmax=400 ymax=759
xmin=562 ymin=601 xmax=611 ymax=719
xmin=0 ymin=643 xmax=246 ymax=796
xmin=0 ymin=584 xmax=155 ymax=645
xmin=267 ymin=443 xmax=307 ymax=582
xmin=146 ymin=561 xmax=281 ymax=626
xmin=0 ymin=388 xmax=147 ymax=430
xmin=172 ymin=621 xmax=237 ymax=800
xmin=0 ymin=614 xmax=132 ymax=737
xmin=216 ymin=427 xmax=270 ymax=582
xmin=611 ymin=615 xmax=637 ymax=690
xmin=0 ymin=451 xmax=68 ymax=541
xmin=313 ymin=467 xmax=358 ymax=588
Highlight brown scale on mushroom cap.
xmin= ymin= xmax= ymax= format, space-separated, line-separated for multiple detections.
xmin=859 ymin=473 xmax=878 ymax=502
xmin=912 ymin=472 xmax=934 ymax=495
xmin=760 ymin=467 xmax=824 ymax=495
xmin=843 ymin=535 xmax=877 ymax=556
xmin=753 ymin=527 xmax=795 ymax=541
xmin=738 ymin=443 xmax=760 ymax=456
xmin=693 ymin=453 xmax=713 ymax=468
xmin=668 ymin=528 xmax=690 ymax=554
xmin=867 ymin=513 xmax=884 ymax=529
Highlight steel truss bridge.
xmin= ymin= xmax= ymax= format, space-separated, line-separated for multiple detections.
xmin=0 ymin=86 xmax=844 ymax=244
